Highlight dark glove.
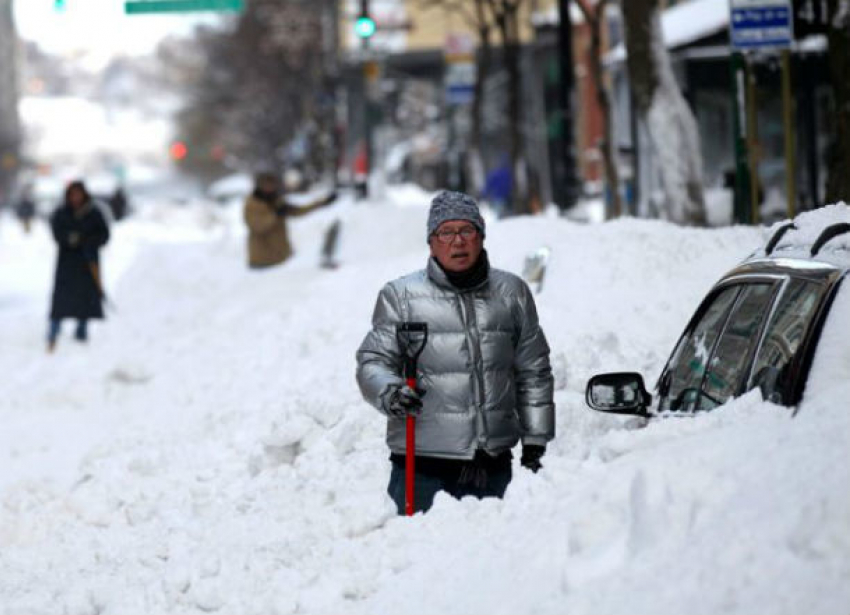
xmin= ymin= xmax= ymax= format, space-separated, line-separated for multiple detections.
xmin=383 ymin=384 xmax=426 ymax=418
xmin=323 ymin=191 xmax=338 ymax=206
xmin=520 ymin=444 xmax=546 ymax=473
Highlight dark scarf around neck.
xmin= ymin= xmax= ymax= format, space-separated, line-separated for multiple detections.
xmin=437 ymin=249 xmax=490 ymax=290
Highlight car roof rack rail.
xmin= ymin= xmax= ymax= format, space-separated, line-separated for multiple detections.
xmin=765 ymin=222 xmax=796 ymax=255
xmin=810 ymin=222 xmax=850 ymax=257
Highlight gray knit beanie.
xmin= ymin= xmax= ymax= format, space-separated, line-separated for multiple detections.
xmin=426 ymin=191 xmax=486 ymax=242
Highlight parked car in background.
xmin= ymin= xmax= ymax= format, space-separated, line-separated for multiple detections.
xmin=586 ymin=204 xmax=850 ymax=418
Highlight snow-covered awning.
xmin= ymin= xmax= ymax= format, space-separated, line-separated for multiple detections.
xmin=605 ymin=0 xmax=729 ymax=65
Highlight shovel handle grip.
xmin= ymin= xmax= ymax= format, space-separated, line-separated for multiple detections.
xmin=405 ymin=377 xmax=416 ymax=516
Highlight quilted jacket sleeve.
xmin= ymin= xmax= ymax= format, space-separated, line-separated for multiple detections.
xmin=356 ymin=283 xmax=405 ymax=415
xmin=513 ymin=281 xmax=555 ymax=445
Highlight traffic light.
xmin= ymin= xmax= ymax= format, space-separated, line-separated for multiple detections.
xmin=169 ymin=141 xmax=188 ymax=161
xmin=354 ymin=14 xmax=376 ymax=39
xmin=54 ymin=0 xmax=67 ymax=12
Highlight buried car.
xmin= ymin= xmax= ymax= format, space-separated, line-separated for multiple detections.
xmin=586 ymin=204 xmax=850 ymax=417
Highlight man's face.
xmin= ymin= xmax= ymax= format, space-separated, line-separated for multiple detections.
xmin=429 ymin=219 xmax=483 ymax=273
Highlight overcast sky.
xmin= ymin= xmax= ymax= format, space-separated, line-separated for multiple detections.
xmin=14 ymin=0 xmax=219 ymax=62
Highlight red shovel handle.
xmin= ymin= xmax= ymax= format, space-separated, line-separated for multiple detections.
xmin=397 ymin=322 xmax=427 ymax=517
xmin=405 ymin=376 xmax=416 ymax=516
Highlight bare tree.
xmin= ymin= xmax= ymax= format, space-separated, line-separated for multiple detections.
xmin=485 ymin=0 xmax=528 ymax=212
xmin=575 ymin=0 xmax=622 ymax=218
xmin=173 ymin=0 xmax=332 ymax=181
xmin=621 ymin=0 xmax=706 ymax=225
xmin=826 ymin=0 xmax=850 ymax=204
xmin=417 ymin=0 xmax=494 ymax=195
xmin=416 ymin=0 xmax=538 ymax=212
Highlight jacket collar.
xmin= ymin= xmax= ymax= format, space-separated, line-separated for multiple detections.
xmin=426 ymin=250 xmax=490 ymax=292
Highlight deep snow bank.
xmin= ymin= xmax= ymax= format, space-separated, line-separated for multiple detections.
xmin=0 ymin=197 xmax=847 ymax=615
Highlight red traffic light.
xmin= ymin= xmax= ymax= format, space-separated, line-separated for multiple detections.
xmin=170 ymin=141 xmax=188 ymax=160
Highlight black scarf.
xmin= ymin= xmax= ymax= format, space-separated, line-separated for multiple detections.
xmin=437 ymin=249 xmax=490 ymax=290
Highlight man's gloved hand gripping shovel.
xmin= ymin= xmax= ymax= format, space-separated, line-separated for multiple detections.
xmin=396 ymin=322 xmax=428 ymax=516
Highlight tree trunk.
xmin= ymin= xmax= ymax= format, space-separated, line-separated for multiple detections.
xmin=622 ymin=0 xmax=706 ymax=225
xmin=506 ymin=39 xmax=525 ymax=212
xmin=578 ymin=0 xmax=622 ymax=218
xmin=468 ymin=0 xmax=493 ymax=195
xmin=825 ymin=0 xmax=850 ymax=204
xmin=493 ymin=0 xmax=527 ymax=213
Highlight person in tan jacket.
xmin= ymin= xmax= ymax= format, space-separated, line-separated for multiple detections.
xmin=243 ymin=172 xmax=336 ymax=269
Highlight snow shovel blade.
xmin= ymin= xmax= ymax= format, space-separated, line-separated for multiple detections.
xmin=397 ymin=321 xmax=428 ymax=338
xmin=396 ymin=322 xmax=428 ymax=380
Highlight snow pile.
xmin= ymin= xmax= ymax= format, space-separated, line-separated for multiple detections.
xmin=20 ymin=96 xmax=172 ymax=161
xmin=1 ymin=197 xmax=848 ymax=615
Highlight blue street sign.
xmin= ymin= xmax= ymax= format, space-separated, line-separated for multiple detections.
xmin=730 ymin=1 xmax=793 ymax=50
xmin=446 ymin=84 xmax=474 ymax=105
xmin=444 ymin=60 xmax=475 ymax=106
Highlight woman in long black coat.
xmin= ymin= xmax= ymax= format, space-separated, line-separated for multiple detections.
xmin=47 ymin=181 xmax=110 ymax=352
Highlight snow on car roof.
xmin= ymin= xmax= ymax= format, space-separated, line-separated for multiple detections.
xmin=752 ymin=202 xmax=850 ymax=270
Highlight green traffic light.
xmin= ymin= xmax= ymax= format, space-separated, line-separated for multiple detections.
xmin=54 ymin=0 xmax=67 ymax=11
xmin=354 ymin=15 xmax=376 ymax=39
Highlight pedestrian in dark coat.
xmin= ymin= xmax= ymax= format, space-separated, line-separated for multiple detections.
xmin=15 ymin=187 xmax=36 ymax=233
xmin=108 ymin=187 xmax=128 ymax=221
xmin=47 ymin=180 xmax=110 ymax=352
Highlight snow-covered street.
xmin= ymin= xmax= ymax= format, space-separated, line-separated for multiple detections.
xmin=1 ymin=190 xmax=848 ymax=615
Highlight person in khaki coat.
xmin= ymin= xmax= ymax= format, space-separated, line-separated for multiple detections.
xmin=243 ymin=172 xmax=336 ymax=268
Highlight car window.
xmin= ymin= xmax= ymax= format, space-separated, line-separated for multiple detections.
xmin=659 ymin=286 xmax=740 ymax=412
xmin=748 ymin=278 xmax=825 ymax=404
xmin=699 ymin=283 xmax=776 ymax=409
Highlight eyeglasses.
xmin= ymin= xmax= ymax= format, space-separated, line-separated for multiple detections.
xmin=432 ymin=225 xmax=478 ymax=244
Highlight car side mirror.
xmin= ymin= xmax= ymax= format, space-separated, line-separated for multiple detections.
xmin=585 ymin=372 xmax=652 ymax=417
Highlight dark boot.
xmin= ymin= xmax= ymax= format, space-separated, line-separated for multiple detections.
xmin=74 ymin=320 xmax=88 ymax=342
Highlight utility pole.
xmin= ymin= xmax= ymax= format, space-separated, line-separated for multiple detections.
xmin=322 ymin=0 xmax=341 ymax=189
xmin=0 ymin=0 xmax=21 ymax=204
xmin=730 ymin=52 xmax=753 ymax=224
xmin=556 ymin=0 xmax=580 ymax=211
xmin=354 ymin=0 xmax=376 ymax=199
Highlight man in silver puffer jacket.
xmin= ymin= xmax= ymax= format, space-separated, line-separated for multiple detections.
xmin=356 ymin=191 xmax=555 ymax=514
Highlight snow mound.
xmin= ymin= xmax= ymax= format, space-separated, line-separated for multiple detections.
xmin=1 ymin=198 xmax=847 ymax=615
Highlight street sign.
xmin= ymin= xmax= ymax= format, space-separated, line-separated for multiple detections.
xmin=729 ymin=0 xmax=794 ymax=50
xmin=125 ymin=0 xmax=244 ymax=14
xmin=444 ymin=33 xmax=475 ymax=106
xmin=444 ymin=62 xmax=475 ymax=105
